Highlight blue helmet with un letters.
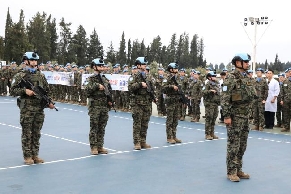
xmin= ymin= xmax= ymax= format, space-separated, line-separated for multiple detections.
xmin=231 ymin=53 xmax=251 ymax=65
xmin=22 ymin=51 xmax=39 ymax=61
xmin=135 ymin=57 xmax=148 ymax=66
xmin=91 ymin=57 xmax=105 ymax=68
xmin=167 ymin=62 xmax=179 ymax=72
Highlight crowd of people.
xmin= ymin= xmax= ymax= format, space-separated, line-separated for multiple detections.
xmin=1 ymin=51 xmax=291 ymax=183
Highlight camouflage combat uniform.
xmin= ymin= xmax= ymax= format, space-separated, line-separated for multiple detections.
xmin=252 ymin=77 xmax=268 ymax=130
xmin=163 ymin=74 xmax=182 ymax=143
xmin=188 ymin=76 xmax=203 ymax=122
xmin=177 ymin=75 xmax=188 ymax=120
xmin=155 ymin=74 xmax=167 ymax=116
xmin=10 ymin=69 xmax=50 ymax=161
xmin=128 ymin=70 xmax=154 ymax=149
xmin=85 ymin=73 xmax=110 ymax=153
xmin=281 ymin=77 xmax=291 ymax=132
xmin=221 ymin=69 xmax=255 ymax=176
xmin=203 ymin=79 xmax=220 ymax=139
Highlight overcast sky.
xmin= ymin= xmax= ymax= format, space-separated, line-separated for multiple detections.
xmin=0 ymin=0 xmax=290 ymax=65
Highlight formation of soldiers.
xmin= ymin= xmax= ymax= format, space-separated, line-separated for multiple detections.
xmin=1 ymin=60 xmax=291 ymax=133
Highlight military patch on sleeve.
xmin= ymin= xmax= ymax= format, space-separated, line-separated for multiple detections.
xmin=222 ymin=86 xmax=227 ymax=91
xmin=129 ymin=77 xmax=133 ymax=81
xmin=12 ymin=78 xmax=15 ymax=85
xmin=163 ymin=79 xmax=167 ymax=83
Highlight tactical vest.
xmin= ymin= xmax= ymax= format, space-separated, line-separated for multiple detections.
xmin=88 ymin=75 xmax=107 ymax=99
xmin=203 ymin=81 xmax=220 ymax=104
xmin=231 ymin=73 xmax=254 ymax=103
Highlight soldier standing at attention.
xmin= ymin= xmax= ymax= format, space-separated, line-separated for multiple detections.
xmin=10 ymin=51 xmax=55 ymax=165
xmin=221 ymin=53 xmax=255 ymax=182
xmin=280 ymin=68 xmax=291 ymax=132
xmin=203 ymin=71 xmax=220 ymax=140
xmin=163 ymin=62 xmax=182 ymax=144
xmin=252 ymin=68 xmax=268 ymax=131
xmin=128 ymin=57 xmax=156 ymax=150
xmin=85 ymin=58 xmax=112 ymax=155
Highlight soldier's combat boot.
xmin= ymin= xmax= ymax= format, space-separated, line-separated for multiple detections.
xmin=211 ymin=133 xmax=219 ymax=139
xmin=281 ymin=128 xmax=290 ymax=132
xmin=227 ymin=174 xmax=240 ymax=182
xmin=237 ymin=171 xmax=250 ymax=179
xmin=98 ymin=147 xmax=108 ymax=154
xmin=180 ymin=117 xmax=185 ymax=121
xmin=205 ymin=135 xmax=213 ymax=140
xmin=32 ymin=156 xmax=44 ymax=164
xmin=90 ymin=148 xmax=98 ymax=155
xmin=167 ymin=139 xmax=176 ymax=144
xmin=24 ymin=157 xmax=34 ymax=165
xmin=251 ymin=126 xmax=259 ymax=131
xmin=141 ymin=143 xmax=151 ymax=149
xmin=134 ymin=143 xmax=141 ymax=150
xmin=190 ymin=118 xmax=196 ymax=122
xmin=174 ymin=138 xmax=182 ymax=143
xmin=258 ymin=127 xmax=264 ymax=131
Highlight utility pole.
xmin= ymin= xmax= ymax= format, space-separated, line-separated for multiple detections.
xmin=243 ymin=17 xmax=272 ymax=73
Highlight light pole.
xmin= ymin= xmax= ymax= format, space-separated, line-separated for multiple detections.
xmin=243 ymin=17 xmax=272 ymax=73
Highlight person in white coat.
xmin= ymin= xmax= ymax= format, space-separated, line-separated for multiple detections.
xmin=264 ymin=69 xmax=280 ymax=129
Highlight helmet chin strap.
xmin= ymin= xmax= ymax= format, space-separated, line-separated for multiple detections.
xmin=236 ymin=61 xmax=248 ymax=71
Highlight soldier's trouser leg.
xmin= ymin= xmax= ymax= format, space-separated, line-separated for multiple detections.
xmin=282 ymin=101 xmax=291 ymax=130
xmin=3 ymin=80 xmax=8 ymax=94
xmin=132 ymin=104 xmax=151 ymax=144
xmin=276 ymin=104 xmax=282 ymax=125
xmin=226 ymin=115 xmax=249 ymax=175
xmin=89 ymin=106 xmax=109 ymax=149
xmin=0 ymin=80 xmax=3 ymax=94
xmin=166 ymin=103 xmax=180 ymax=139
xmin=205 ymin=104 xmax=218 ymax=135
xmin=20 ymin=109 xmax=44 ymax=158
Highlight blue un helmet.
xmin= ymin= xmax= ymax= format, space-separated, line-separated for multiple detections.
xmin=256 ymin=68 xmax=264 ymax=73
xmin=91 ymin=57 xmax=105 ymax=68
xmin=231 ymin=53 xmax=251 ymax=66
xmin=22 ymin=51 xmax=39 ymax=62
xmin=135 ymin=57 xmax=148 ymax=66
xmin=167 ymin=62 xmax=179 ymax=72
xmin=206 ymin=71 xmax=216 ymax=79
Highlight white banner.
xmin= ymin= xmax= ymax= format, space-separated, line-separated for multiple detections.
xmin=81 ymin=74 xmax=130 ymax=91
xmin=42 ymin=71 xmax=74 ymax=86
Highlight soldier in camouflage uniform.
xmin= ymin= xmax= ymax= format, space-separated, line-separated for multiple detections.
xmin=155 ymin=67 xmax=167 ymax=116
xmin=280 ymin=68 xmax=291 ymax=132
xmin=221 ymin=53 xmax=255 ymax=182
xmin=128 ymin=57 xmax=156 ymax=150
xmin=163 ymin=62 xmax=182 ymax=144
xmin=252 ymin=68 xmax=268 ymax=131
xmin=71 ymin=64 xmax=81 ymax=103
xmin=85 ymin=58 xmax=111 ymax=155
xmin=275 ymin=73 xmax=285 ymax=127
xmin=0 ymin=64 xmax=10 ymax=96
xmin=120 ymin=69 xmax=130 ymax=111
xmin=203 ymin=71 xmax=220 ymax=140
xmin=189 ymin=70 xmax=203 ymax=122
xmin=10 ymin=52 xmax=55 ymax=165
xmin=177 ymin=68 xmax=188 ymax=121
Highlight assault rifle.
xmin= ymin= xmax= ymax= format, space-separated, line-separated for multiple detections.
xmin=99 ymin=74 xmax=116 ymax=112
xmin=171 ymin=75 xmax=189 ymax=106
xmin=20 ymin=78 xmax=58 ymax=111
xmin=139 ymin=72 xmax=157 ymax=103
